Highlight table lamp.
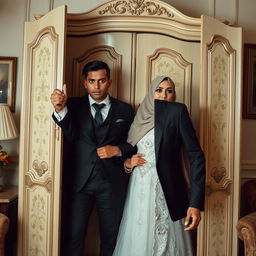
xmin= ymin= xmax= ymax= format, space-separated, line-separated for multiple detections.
xmin=0 ymin=104 xmax=19 ymax=191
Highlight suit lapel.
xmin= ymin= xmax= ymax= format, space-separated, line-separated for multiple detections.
xmin=155 ymin=100 xmax=168 ymax=162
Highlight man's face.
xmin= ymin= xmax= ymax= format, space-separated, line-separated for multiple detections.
xmin=83 ymin=69 xmax=111 ymax=102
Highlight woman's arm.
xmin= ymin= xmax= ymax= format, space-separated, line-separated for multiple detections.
xmin=124 ymin=153 xmax=146 ymax=173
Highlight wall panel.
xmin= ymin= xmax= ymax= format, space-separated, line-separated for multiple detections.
xmin=29 ymin=0 xmax=50 ymax=20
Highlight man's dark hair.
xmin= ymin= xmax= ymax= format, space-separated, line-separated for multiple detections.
xmin=82 ymin=60 xmax=110 ymax=79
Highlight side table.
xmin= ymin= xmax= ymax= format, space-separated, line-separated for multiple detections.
xmin=0 ymin=186 xmax=18 ymax=256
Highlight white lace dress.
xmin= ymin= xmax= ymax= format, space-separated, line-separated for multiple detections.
xmin=113 ymin=129 xmax=194 ymax=256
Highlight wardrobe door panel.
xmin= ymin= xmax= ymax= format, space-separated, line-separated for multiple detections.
xmin=198 ymin=14 xmax=242 ymax=256
xmin=18 ymin=5 xmax=66 ymax=256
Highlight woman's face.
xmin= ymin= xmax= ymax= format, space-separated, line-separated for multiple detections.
xmin=153 ymin=80 xmax=175 ymax=102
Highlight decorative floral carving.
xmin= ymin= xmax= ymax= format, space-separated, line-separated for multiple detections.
xmin=30 ymin=194 xmax=46 ymax=256
xmin=29 ymin=28 xmax=57 ymax=179
xmin=99 ymin=0 xmax=174 ymax=17
xmin=30 ymin=248 xmax=45 ymax=256
xmin=32 ymin=160 xmax=48 ymax=177
xmin=156 ymin=61 xmax=179 ymax=78
xmin=25 ymin=174 xmax=52 ymax=193
xmin=213 ymin=54 xmax=227 ymax=87
xmin=210 ymin=199 xmax=225 ymax=253
xmin=33 ymin=44 xmax=51 ymax=159
xmin=209 ymin=45 xmax=229 ymax=187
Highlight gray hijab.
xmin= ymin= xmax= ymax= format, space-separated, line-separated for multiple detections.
xmin=127 ymin=76 xmax=174 ymax=146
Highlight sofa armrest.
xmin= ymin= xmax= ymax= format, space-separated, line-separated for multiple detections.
xmin=0 ymin=213 xmax=9 ymax=256
xmin=237 ymin=212 xmax=256 ymax=256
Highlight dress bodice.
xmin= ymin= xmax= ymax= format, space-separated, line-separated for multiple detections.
xmin=136 ymin=129 xmax=156 ymax=176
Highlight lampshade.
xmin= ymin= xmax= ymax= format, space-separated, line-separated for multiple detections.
xmin=0 ymin=104 xmax=19 ymax=140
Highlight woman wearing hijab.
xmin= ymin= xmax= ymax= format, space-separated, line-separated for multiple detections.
xmin=113 ymin=76 xmax=206 ymax=256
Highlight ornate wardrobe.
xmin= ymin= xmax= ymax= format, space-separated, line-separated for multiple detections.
xmin=18 ymin=1 xmax=242 ymax=255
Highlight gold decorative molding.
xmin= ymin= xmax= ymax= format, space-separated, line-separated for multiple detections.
xmin=98 ymin=0 xmax=174 ymax=17
xmin=28 ymin=26 xmax=58 ymax=51
xmin=66 ymin=0 xmax=201 ymax=41
xmin=208 ymin=35 xmax=235 ymax=55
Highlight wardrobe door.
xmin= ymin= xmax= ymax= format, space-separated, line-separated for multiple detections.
xmin=198 ymin=15 xmax=242 ymax=256
xmin=18 ymin=6 xmax=66 ymax=256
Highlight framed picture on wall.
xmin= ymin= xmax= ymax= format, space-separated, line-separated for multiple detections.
xmin=243 ymin=44 xmax=256 ymax=119
xmin=0 ymin=57 xmax=17 ymax=112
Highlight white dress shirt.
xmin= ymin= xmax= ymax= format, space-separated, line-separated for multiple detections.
xmin=53 ymin=94 xmax=111 ymax=122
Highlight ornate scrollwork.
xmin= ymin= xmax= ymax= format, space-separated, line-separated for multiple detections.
xmin=32 ymin=160 xmax=48 ymax=177
xmin=211 ymin=167 xmax=226 ymax=183
xmin=205 ymin=182 xmax=231 ymax=196
xmin=99 ymin=0 xmax=174 ymax=17
xmin=25 ymin=174 xmax=52 ymax=193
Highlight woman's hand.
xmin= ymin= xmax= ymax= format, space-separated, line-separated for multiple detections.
xmin=184 ymin=207 xmax=201 ymax=231
xmin=124 ymin=153 xmax=146 ymax=169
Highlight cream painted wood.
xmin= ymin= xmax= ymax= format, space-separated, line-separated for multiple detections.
xmin=66 ymin=0 xmax=201 ymax=41
xmin=65 ymin=32 xmax=133 ymax=102
xmin=198 ymin=14 xmax=242 ymax=256
xmin=18 ymin=5 xmax=66 ymax=256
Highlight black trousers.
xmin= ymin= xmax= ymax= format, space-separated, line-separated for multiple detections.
xmin=61 ymin=171 xmax=124 ymax=256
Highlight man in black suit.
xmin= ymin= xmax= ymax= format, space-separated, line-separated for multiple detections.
xmin=50 ymin=60 xmax=136 ymax=256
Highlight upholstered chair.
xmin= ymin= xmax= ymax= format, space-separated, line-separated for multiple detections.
xmin=237 ymin=180 xmax=256 ymax=256
xmin=0 ymin=213 xmax=9 ymax=256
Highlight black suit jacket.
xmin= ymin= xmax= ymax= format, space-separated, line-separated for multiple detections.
xmin=53 ymin=95 xmax=136 ymax=195
xmin=154 ymin=100 xmax=206 ymax=221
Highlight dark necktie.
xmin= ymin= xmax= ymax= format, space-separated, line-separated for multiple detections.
xmin=92 ymin=103 xmax=105 ymax=127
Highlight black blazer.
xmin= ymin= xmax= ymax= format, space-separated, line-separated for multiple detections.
xmin=154 ymin=100 xmax=205 ymax=221
xmin=53 ymin=95 xmax=136 ymax=194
